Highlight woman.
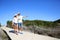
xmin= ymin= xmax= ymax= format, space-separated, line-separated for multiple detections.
xmin=12 ymin=15 xmax=18 ymax=35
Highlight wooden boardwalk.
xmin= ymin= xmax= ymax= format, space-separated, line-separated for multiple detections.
xmin=1 ymin=27 xmax=60 ymax=40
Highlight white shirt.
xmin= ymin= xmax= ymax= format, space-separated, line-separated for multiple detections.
xmin=12 ymin=17 xmax=18 ymax=23
xmin=17 ymin=16 xmax=23 ymax=23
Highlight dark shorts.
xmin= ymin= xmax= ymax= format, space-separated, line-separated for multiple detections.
xmin=18 ymin=23 xmax=23 ymax=28
xmin=13 ymin=23 xmax=17 ymax=26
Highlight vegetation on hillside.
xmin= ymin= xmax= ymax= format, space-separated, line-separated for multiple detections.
xmin=23 ymin=19 xmax=60 ymax=28
xmin=6 ymin=19 xmax=60 ymax=28
xmin=54 ymin=19 xmax=60 ymax=23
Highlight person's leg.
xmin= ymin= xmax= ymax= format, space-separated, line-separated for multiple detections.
xmin=18 ymin=23 xmax=21 ymax=32
xmin=15 ymin=24 xmax=18 ymax=35
xmin=18 ymin=23 xmax=23 ymax=34
xmin=14 ymin=23 xmax=18 ymax=35
xmin=20 ymin=23 xmax=23 ymax=31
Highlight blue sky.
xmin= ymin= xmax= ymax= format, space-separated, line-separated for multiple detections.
xmin=0 ymin=0 xmax=60 ymax=25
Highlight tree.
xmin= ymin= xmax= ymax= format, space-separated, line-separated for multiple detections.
xmin=53 ymin=19 xmax=60 ymax=26
xmin=54 ymin=19 xmax=60 ymax=23
xmin=0 ymin=23 xmax=1 ymax=27
xmin=7 ymin=21 xmax=12 ymax=28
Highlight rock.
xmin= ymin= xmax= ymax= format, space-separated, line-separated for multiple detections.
xmin=0 ymin=27 xmax=8 ymax=40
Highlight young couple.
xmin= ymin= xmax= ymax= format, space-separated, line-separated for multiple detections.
xmin=12 ymin=13 xmax=27 ymax=35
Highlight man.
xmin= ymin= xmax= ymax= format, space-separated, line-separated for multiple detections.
xmin=17 ymin=13 xmax=27 ymax=34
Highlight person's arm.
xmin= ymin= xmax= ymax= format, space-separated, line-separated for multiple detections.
xmin=12 ymin=18 xmax=14 ymax=27
xmin=23 ymin=16 xmax=28 ymax=18
xmin=12 ymin=21 xmax=14 ymax=28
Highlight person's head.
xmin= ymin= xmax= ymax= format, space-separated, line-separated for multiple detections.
xmin=14 ymin=15 xmax=17 ymax=18
xmin=17 ymin=12 xmax=20 ymax=16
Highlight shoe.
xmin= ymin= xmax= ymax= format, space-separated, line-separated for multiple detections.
xmin=16 ymin=33 xmax=18 ymax=35
xmin=15 ymin=31 xmax=18 ymax=35
xmin=20 ymin=32 xmax=23 ymax=34
xmin=18 ymin=32 xmax=23 ymax=34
